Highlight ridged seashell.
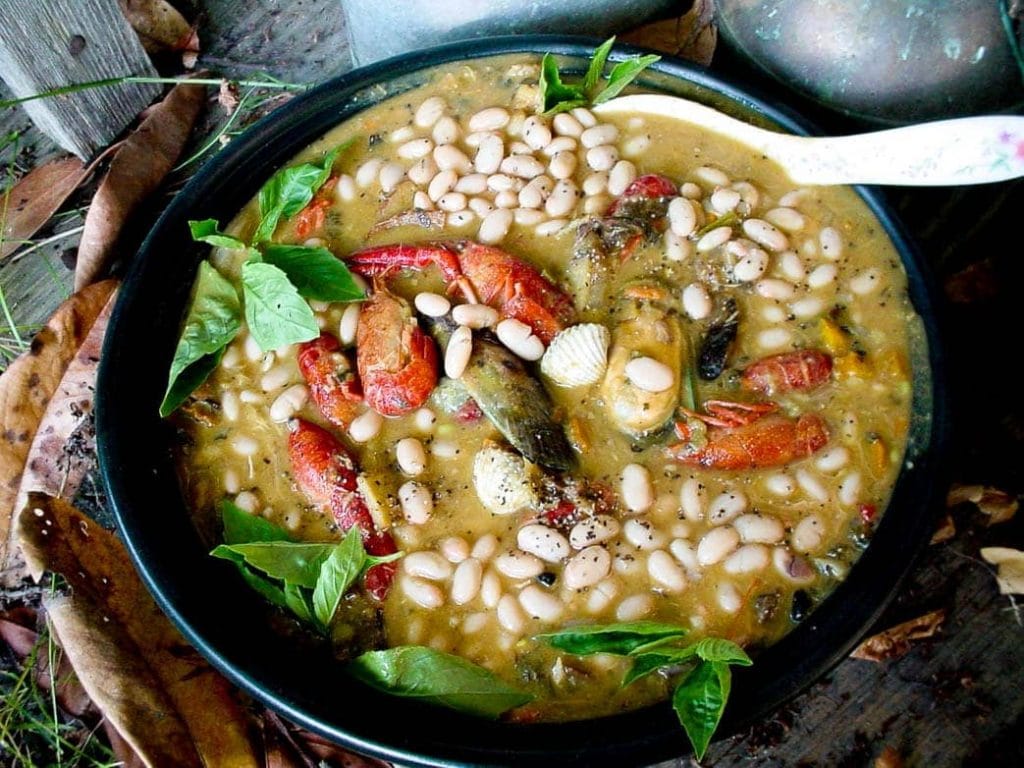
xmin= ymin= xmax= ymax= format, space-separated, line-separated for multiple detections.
xmin=540 ymin=323 xmax=610 ymax=388
xmin=473 ymin=441 xmax=539 ymax=515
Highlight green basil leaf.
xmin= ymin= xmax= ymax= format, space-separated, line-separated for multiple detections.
xmin=160 ymin=261 xmax=242 ymax=416
xmin=350 ymin=646 xmax=533 ymax=718
xmin=691 ymin=638 xmax=752 ymax=666
xmin=672 ymin=660 xmax=730 ymax=761
xmin=233 ymin=562 xmax=290 ymax=608
xmin=583 ymin=37 xmax=616 ymax=97
xmin=591 ymin=54 xmax=660 ymax=105
xmin=241 ymin=261 xmax=319 ymax=351
xmin=622 ymin=647 xmax=697 ymax=686
xmin=261 ymin=244 xmax=366 ymax=302
xmin=535 ymin=621 xmax=686 ymax=656
xmin=254 ymin=146 xmax=340 ymax=243
xmin=221 ymin=500 xmax=291 ymax=545
xmin=539 ymin=52 xmax=586 ymax=114
xmin=283 ymin=581 xmax=316 ymax=624
xmin=188 ymin=219 xmax=248 ymax=250
xmin=312 ymin=528 xmax=365 ymax=627
xmin=211 ymin=541 xmax=335 ymax=588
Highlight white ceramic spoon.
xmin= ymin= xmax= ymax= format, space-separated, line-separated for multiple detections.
xmin=594 ymin=94 xmax=1024 ymax=186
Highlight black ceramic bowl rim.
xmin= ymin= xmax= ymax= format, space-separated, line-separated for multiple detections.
xmin=96 ymin=34 xmax=948 ymax=768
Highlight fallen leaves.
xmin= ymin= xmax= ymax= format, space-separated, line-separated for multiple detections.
xmin=851 ymin=610 xmax=946 ymax=662
xmin=980 ymin=547 xmax=1024 ymax=594
xmin=947 ymin=484 xmax=1019 ymax=526
xmin=1 ymin=157 xmax=91 ymax=260
xmin=0 ymin=279 xmax=117 ymax=578
xmin=76 ymin=80 xmax=205 ymax=291
xmin=118 ymin=0 xmax=193 ymax=54
xmin=17 ymin=493 xmax=260 ymax=768
xmin=622 ymin=0 xmax=718 ymax=66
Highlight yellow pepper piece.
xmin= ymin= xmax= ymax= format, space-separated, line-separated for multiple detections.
xmin=819 ymin=317 xmax=851 ymax=356
xmin=867 ymin=435 xmax=888 ymax=476
xmin=834 ymin=352 xmax=873 ymax=379
xmin=877 ymin=348 xmax=910 ymax=380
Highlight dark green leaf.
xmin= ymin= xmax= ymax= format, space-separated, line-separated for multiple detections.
xmin=188 ymin=218 xmax=248 ymax=250
xmin=283 ymin=581 xmax=316 ymax=624
xmin=535 ymin=621 xmax=686 ymax=656
xmin=254 ymin=146 xmax=340 ymax=243
xmin=539 ymin=53 xmax=586 ymax=114
xmin=232 ymin=563 xmax=290 ymax=610
xmin=221 ymin=499 xmax=291 ymax=545
xmin=241 ymin=261 xmax=319 ymax=351
xmin=261 ymin=244 xmax=366 ymax=302
xmin=673 ymin=660 xmax=730 ymax=761
xmin=592 ymin=54 xmax=661 ymax=105
xmin=350 ymin=646 xmax=533 ymax=718
xmin=312 ymin=528 xmax=365 ymax=627
xmin=210 ymin=541 xmax=335 ymax=588
xmin=692 ymin=638 xmax=752 ymax=666
xmin=583 ymin=37 xmax=616 ymax=97
xmin=622 ymin=646 xmax=698 ymax=686
xmin=160 ymin=261 xmax=242 ymax=416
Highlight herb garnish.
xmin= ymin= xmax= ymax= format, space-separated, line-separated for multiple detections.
xmin=538 ymin=36 xmax=660 ymax=115
xmin=211 ymin=502 xmax=401 ymax=632
xmin=536 ymin=622 xmax=752 ymax=760
xmin=161 ymin=142 xmax=364 ymax=415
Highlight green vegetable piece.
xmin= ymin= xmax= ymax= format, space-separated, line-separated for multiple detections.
xmin=261 ymin=244 xmax=366 ymax=303
xmin=254 ymin=147 xmax=340 ymax=243
xmin=241 ymin=260 xmax=319 ymax=351
xmin=350 ymin=646 xmax=533 ymax=718
xmin=694 ymin=210 xmax=740 ymax=238
xmin=691 ymin=638 xmax=752 ymax=666
xmin=283 ymin=581 xmax=316 ymax=624
xmin=188 ymin=219 xmax=249 ymax=251
xmin=160 ymin=261 xmax=242 ymax=416
xmin=592 ymin=54 xmax=661 ymax=105
xmin=210 ymin=541 xmax=335 ymax=588
xmin=583 ymin=37 xmax=616 ymax=98
xmin=539 ymin=53 xmax=587 ymax=115
xmin=673 ymin=660 xmax=731 ymax=761
xmin=312 ymin=528 xmax=365 ymax=627
xmin=535 ymin=621 xmax=686 ymax=656
xmin=221 ymin=500 xmax=291 ymax=545
xmin=622 ymin=647 xmax=697 ymax=687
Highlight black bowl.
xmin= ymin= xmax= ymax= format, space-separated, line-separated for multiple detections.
xmin=97 ymin=35 xmax=948 ymax=767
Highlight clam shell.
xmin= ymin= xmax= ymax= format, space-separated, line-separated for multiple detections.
xmin=540 ymin=323 xmax=610 ymax=388
xmin=473 ymin=441 xmax=539 ymax=515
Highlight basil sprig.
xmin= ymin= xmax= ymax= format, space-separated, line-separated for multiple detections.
xmin=539 ymin=36 xmax=660 ymax=115
xmin=350 ymin=646 xmax=533 ymax=719
xmin=536 ymin=622 xmax=752 ymax=761
xmin=162 ymin=142 xmax=366 ymax=415
xmin=212 ymin=502 xmax=401 ymax=631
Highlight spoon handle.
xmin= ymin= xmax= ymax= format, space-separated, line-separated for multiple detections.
xmin=776 ymin=116 xmax=1024 ymax=186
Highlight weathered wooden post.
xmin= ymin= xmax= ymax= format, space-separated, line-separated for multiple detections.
xmin=0 ymin=0 xmax=161 ymax=159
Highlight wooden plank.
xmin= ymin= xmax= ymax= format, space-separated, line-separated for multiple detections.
xmin=0 ymin=0 xmax=161 ymax=160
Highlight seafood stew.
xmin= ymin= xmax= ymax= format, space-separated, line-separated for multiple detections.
xmin=160 ymin=47 xmax=924 ymax=755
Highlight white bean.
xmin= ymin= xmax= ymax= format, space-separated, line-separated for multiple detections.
xmin=234 ymin=490 xmax=258 ymax=513
xmin=711 ymin=187 xmax=741 ymax=214
xmin=583 ymin=172 xmax=609 ymax=196
xmin=756 ymin=278 xmax=797 ymax=301
xmin=431 ymin=439 xmax=458 ymax=459
xmin=708 ymin=490 xmax=748 ymax=524
xmin=679 ymin=477 xmax=706 ymax=521
xmin=463 ymin=612 xmax=488 ymax=634
xmin=500 ymin=154 xmax=546 ymax=179
xmin=494 ymin=190 xmax=519 ymax=209
xmin=260 ymin=365 xmax=292 ymax=393
xmin=624 ymin=356 xmax=674 ymax=393
xmin=668 ymin=197 xmax=699 ymax=237
xmin=570 ymin=515 xmax=621 ymax=549
xmin=682 ymin=283 xmax=712 ymax=320
xmin=231 ymin=435 xmax=259 ymax=457
xmin=571 ymin=107 xmax=597 ymax=127
xmin=623 ymin=518 xmax=666 ymax=550
xmin=766 ymin=207 xmax=806 ymax=232
xmin=839 ymin=471 xmax=862 ymax=507
xmin=807 ymin=263 xmax=838 ymax=289
xmin=517 ymin=524 xmax=570 ymax=563
xmin=414 ymin=292 xmax=450 ymax=317
xmin=378 ymin=162 xmax=404 ymax=192
xmin=815 ymin=445 xmax=850 ymax=473
xmin=474 ymin=134 xmax=504 ymax=174
xmin=223 ymin=469 xmax=240 ymax=495
xmin=648 ymin=549 xmax=687 ymax=592
xmin=444 ymin=325 xmax=473 ymax=379
xmin=850 ymin=268 xmax=882 ymax=295
xmin=338 ymin=303 xmax=360 ymax=345
xmin=665 ymin=230 xmax=692 ymax=262
xmin=543 ymin=135 xmax=577 ymax=156
xmin=586 ymin=145 xmax=619 ymax=171
xmin=765 ymin=473 xmax=795 ymax=497
xmin=519 ymin=585 xmax=563 ymax=622
xmin=469 ymin=197 xmax=497 ymax=217
xmin=402 ymin=576 xmax=444 ymax=608
xmin=239 ymin=390 xmax=263 ymax=404
xmin=454 ymin=173 xmax=488 ymax=195
xmin=451 ymin=558 xmax=483 ymax=604
xmin=356 ymin=158 xmax=382 ymax=187
xmin=437 ymin=192 xmax=467 ymax=212
xmin=622 ymin=132 xmax=650 ymax=156
xmin=696 ymin=226 xmax=732 ymax=252
xmin=496 ymin=319 xmax=544 ymax=361
xmin=453 ymin=303 xmax=499 ymax=328
xmin=522 ymin=115 xmax=552 ymax=150
xmin=404 ymin=551 xmax=453 ymax=581
xmin=477 ymin=208 xmax=514 ymax=245
xmin=791 ymin=296 xmax=826 ymax=318
xmin=536 ymin=218 xmax=569 ymax=236
xmin=732 ymin=180 xmax=760 ymax=210
xmin=743 ymin=218 xmax=789 ymax=251
xmin=779 ymin=189 xmax=808 ymax=208
xmin=723 ymin=544 xmax=769 ymax=574
xmin=269 ymin=384 xmax=308 ymax=422
xmin=472 ymin=534 xmax=498 ymax=561
xmin=616 ymin=594 xmax=654 ymax=621
xmin=552 ymin=112 xmax=584 ymax=137
xmin=221 ymin=390 xmax=240 ymax=421
xmin=694 ymin=165 xmax=730 ymax=186
xmin=514 ymin=208 xmax=545 ymax=225
xmin=413 ymin=190 xmax=434 ymax=210
xmin=349 ymin=409 xmax=383 ymax=442
xmin=607 ymin=160 xmax=637 ymax=196
xmin=697 ymin=526 xmax=740 ymax=565
xmin=398 ymin=137 xmax=433 ymax=160
xmin=414 ymin=96 xmax=446 ymax=128
xmin=548 ymin=150 xmax=577 ymax=180
xmin=564 ymin=546 xmax=612 ymax=589
xmin=732 ymin=246 xmax=770 ymax=282
xmin=717 ymin=582 xmax=741 ymax=613
xmin=428 ymin=168 xmax=458 ymax=201
xmin=545 ymin=179 xmax=579 ymax=217
xmin=396 ymin=437 xmax=427 ymax=475
xmin=581 ymin=123 xmax=619 ymax=148
xmin=439 ymin=536 xmax=469 ymax=563
xmin=336 ymin=174 xmax=356 ymax=201
xmin=796 ymin=468 xmax=829 ymax=502
xmin=494 ymin=550 xmax=545 ymax=579
xmin=819 ymin=226 xmax=844 ymax=259
xmin=621 ymin=464 xmax=653 ymax=513
xmin=680 ymin=181 xmax=703 ymax=199
xmin=779 ymin=251 xmax=806 ymax=282
xmin=734 ymin=514 xmax=785 ymax=544
xmin=758 ymin=328 xmax=793 ymax=351
xmin=434 ymin=144 xmax=471 ymax=173
xmin=586 ymin=578 xmax=620 ymax=613
xmin=497 ymin=594 xmax=526 ymax=633
xmin=480 ymin=569 xmax=502 ymax=607
xmin=469 ymin=107 xmax=510 ymax=132
xmin=763 ymin=305 xmax=786 ymax=323
xmin=792 ymin=515 xmax=825 ymax=553
xmin=669 ymin=539 xmax=699 ymax=571
xmin=432 ymin=115 xmax=460 ymax=145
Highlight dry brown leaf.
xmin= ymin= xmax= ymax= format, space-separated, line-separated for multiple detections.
xmin=181 ymin=26 xmax=201 ymax=70
xmin=851 ymin=609 xmax=946 ymax=662
xmin=980 ymin=547 xmax=1024 ymax=594
xmin=947 ymin=484 xmax=1019 ymax=525
xmin=1 ymin=157 xmax=90 ymax=260
xmin=17 ymin=494 xmax=260 ymax=767
xmin=0 ymin=279 xmax=117 ymax=575
xmin=295 ymin=728 xmax=390 ymax=767
xmin=930 ymin=513 xmax=956 ymax=544
xmin=118 ymin=0 xmax=192 ymax=54
xmin=104 ymin=719 xmax=148 ymax=768
xmin=622 ymin=0 xmax=718 ymax=66
xmin=76 ymin=81 xmax=205 ymax=291
xmin=219 ymin=79 xmax=241 ymax=114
